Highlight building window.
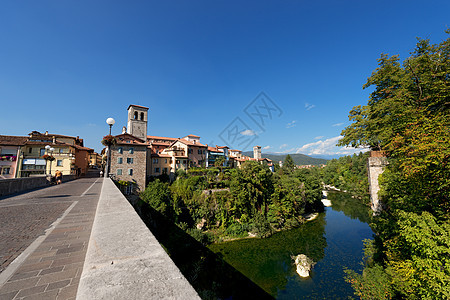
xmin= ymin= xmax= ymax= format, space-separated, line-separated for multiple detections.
xmin=29 ymin=148 xmax=32 ymax=153
xmin=153 ymin=158 xmax=158 ymax=164
xmin=188 ymin=148 xmax=193 ymax=154
xmin=128 ymin=169 xmax=133 ymax=175
xmin=140 ymin=112 xmax=144 ymax=120
xmin=129 ymin=147 xmax=134 ymax=154
xmin=134 ymin=111 xmax=138 ymax=119
xmin=198 ymin=149 xmax=202 ymax=154
xmin=57 ymin=160 xmax=63 ymax=166
xmin=126 ymin=185 xmax=132 ymax=195
xmin=40 ymin=148 xmax=45 ymax=156
xmin=117 ymin=169 xmax=122 ymax=175
xmin=59 ymin=148 xmax=64 ymax=153
xmin=163 ymin=168 xmax=168 ymax=174
xmin=164 ymin=159 xmax=167 ymax=163
xmin=155 ymin=167 xmax=160 ymax=173
xmin=2 ymin=167 xmax=10 ymax=175
xmin=156 ymin=150 xmax=159 ymax=154
xmin=127 ymin=157 xmax=134 ymax=164
xmin=118 ymin=147 xmax=123 ymax=154
xmin=118 ymin=157 xmax=123 ymax=164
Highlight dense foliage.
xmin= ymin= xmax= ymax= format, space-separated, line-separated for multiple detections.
xmin=242 ymin=151 xmax=328 ymax=165
xmin=341 ymin=32 xmax=450 ymax=299
xmin=140 ymin=161 xmax=323 ymax=242
xmin=322 ymin=152 xmax=370 ymax=201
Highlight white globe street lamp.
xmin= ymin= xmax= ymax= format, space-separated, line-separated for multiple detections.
xmin=106 ymin=117 xmax=115 ymax=135
xmin=45 ymin=145 xmax=55 ymax=176
xmin=105 ymin=117 xmax=115 ymax=178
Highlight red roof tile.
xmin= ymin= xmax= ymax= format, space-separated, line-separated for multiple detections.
xmin=128 ymin=104 xmax=149 ymax=110
xmin=0 ymin=135 xmax=28 ymax=146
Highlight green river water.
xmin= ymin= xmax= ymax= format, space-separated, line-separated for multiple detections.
xmin=208 ymin=191 xmax=373 ymax=299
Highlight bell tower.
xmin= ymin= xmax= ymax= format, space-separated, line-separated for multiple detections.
xmin=253 ymin=145 xmax=262 ymax=159
xmin=127 ymin=105 xmax=149 ymax=141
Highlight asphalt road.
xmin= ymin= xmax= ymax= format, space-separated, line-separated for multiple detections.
xmin=0 ymin=174 xmax=101 ymax=273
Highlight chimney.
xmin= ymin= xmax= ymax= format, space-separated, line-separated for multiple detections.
xmin=52 ymin=136 xmax=56 ymax=143
xmin=45 ymin=131 xmax=48 ymax=135
xmin=122 ymin=126 xmax=126 ymax=134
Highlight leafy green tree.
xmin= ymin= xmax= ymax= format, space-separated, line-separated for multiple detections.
xmin=282 ymin=154 xmax=296 ymax=173
xmin=140 ymin=179 xmax=172 ymax=217
xmin=322 ymin=152 xmax=370 ymax=201
xmin=340 ymin=31 xmax=450 ymax=299
xmin=214 ymin=156 xmax=226 ymax=168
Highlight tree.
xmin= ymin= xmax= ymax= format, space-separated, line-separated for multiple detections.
xmin=340 ymin=31 xmax=450 ymax=299
xmin=283 ymin=154 xmax=296 ymax=173
xmin=140 ymin=179 xmax=172 ymax=217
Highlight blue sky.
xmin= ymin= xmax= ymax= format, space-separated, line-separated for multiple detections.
xmin=1 ymin=1 xmax=449 ymax=157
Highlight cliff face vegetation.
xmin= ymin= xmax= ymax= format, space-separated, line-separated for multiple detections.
xmin=139 ymin=160 xmax=323 ymax=243
xmin=340 ymin=32 xmax=450 ymax=299
xmin=322 ymin=152 xmax=370 ymax=202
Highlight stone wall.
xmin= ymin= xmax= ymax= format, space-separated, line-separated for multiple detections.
xmin=367 ymin=156 xmax=388 ymax=214
xmin=77 ymin=178 xmax=199 ymax=299
xmin=0 ymin=175 xmax=78 ymax=197
xmin=0 ymin=176 xmax=49 ymax=197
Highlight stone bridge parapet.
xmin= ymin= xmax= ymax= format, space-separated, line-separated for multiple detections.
xmin=77 ymin=178 xmax=199 ymax=299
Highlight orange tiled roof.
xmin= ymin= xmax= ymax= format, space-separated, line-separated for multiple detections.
xmin=176 ymin=139 xmax=207 ymax=147
xmin=207 ymin=146 xmax=224 ymax=152
xmin=0 ymin=135 xmax=28 ymax=146
xmin=147 ymin=135 xmax=178 ymax=140
xmin=128 ymin=104 xmax=149 ymax=110
xmin=115 ymin=133 xmax=147 ymax=145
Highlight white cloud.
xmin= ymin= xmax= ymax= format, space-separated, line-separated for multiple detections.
xmin=263 ymin=145 xmax=271 ymax=150
xmin=280 ymin=143 xmax=288 ymax=149
xmin=314 ymin=136 xmax=324 ymax=140
xmin=240 ymin=129 xmax=256 ymax=136
xmin=305 ymin=103 xmax=315 ymax=111
xmin=278 ymin=148 xmax=296 ymax=154
xmin=296 ymin=136 xmax=369 ymax=156
xmin=286 ymin=120 xmax=297 ymax=128
xmin=332 ymin=122 xmax=344 ymax=127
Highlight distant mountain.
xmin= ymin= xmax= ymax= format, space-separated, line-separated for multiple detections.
xmin=242 ymin=152 xmax=328 ymax=166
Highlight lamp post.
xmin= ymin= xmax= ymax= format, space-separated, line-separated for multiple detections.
xmin=105 ymin=117 xmax=115 ymax=178
xmin=45 ymin=145 xmax=55 ymax=176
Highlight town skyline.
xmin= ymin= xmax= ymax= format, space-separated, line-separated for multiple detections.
xmin=1 ymin=1 xmax=449 ymax=155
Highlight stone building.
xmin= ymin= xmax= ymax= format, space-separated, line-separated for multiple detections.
xmin=108 ymin=104 xmax=274 ymax=193
xmin=109 ymin=133 xmax=148 ymax=194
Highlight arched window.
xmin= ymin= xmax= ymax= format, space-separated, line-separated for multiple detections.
xmin=134 ymin=111 xmax=138 ymax=119
xmin=140 ymin=112 xmax=144 ymax=120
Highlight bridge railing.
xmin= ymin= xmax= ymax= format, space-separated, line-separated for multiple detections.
xmin=77 ymin=178 xmax=199 ymax=299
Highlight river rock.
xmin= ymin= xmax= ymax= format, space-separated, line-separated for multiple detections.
xmin=304 ymin=213 xmax=319 ymax=221
xmin=321 ymin=199 xmax=332 ymax=207
xmin=293 ymin=254 xmax=315 ymax=277
xmin=196 ymin=218 xmax=207 ymax=230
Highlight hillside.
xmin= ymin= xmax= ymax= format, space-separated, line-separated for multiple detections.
xmin=242 ymin=152 xmax=328 ymax=166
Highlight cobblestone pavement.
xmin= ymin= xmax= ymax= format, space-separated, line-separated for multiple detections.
xmin=0 ymin=177 xmax=103 ymax=300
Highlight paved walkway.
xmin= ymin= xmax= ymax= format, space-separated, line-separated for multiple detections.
xmin=0 ymin=177 xmax=103 ymax=300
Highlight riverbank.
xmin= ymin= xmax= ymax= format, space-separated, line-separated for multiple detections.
xmin=208 ymin=191 xmax=374 ymax=298
xmin=208 ymin=209 xmax=324 ymax=243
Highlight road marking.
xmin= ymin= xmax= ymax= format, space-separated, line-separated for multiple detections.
xmin=0 ymin=200 xmax=78 ymax=288
xmin=80 ymin=178 xmax=100 ymax=197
